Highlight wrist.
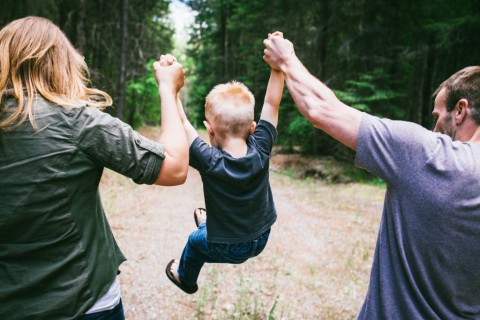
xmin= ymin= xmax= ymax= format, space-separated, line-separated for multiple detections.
xmin=279 ymin=54 xmax=297 ymax=73
xmin=159 ymin=83 xmax=177 ymax=96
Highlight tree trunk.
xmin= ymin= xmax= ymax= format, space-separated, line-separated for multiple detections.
xmin=420 ymin=39 xmax=437 ymax=129
xmin=220 ymin=0 xmax=229 ymax=81
xmin=312 ymin=1 xmax=330 ymax=155
xmin=76 ymin=0 xmax=87 ymax=54
xmin=127 ymin=89 xmax=137 ymax=125
xmin=116 ymin=0 xmax=129 ymax=121
xmin=316 ymin=1 xmax=329 ymax=80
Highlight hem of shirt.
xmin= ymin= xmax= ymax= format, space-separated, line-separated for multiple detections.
xmin=206 ymin=215 xmax=276 ymax=244
xmin=80 ymin=257 xmax=126 ymax=319
xmin=86 ymin=276 xmax=121 ymax=314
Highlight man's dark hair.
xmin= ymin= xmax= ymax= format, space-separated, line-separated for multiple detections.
xmin=433 ymin=66 xmax=480 ymax=124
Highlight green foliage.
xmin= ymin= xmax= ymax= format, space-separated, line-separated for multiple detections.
xmin=184 ymin=0 xmax=287 ymax=127
xmin=283 ymin=110 xmax=313 ymax=152
xmin=0 ymin=0 xmax=174 ymax=125
xmin=334 ymin=68 xmax=405 ymax=119
xmin=125 ymin=60 xmax=161 ymax=128
xmin=139 ymin=0 xmax=479 ymax=164
xmin=3 ymin=0 xmax=479 ymax=159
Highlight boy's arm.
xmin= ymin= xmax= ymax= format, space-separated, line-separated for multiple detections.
xmin=259 ymin=69 xmax=284 ymax=128
xmin=176 ymin=95 xmax=199 ymax=145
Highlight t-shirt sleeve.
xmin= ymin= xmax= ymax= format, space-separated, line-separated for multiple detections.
xmin=355 ymin=113 xmax=438 ymax=183
xmin=70 ymin=107 xmax=165 ymax=185
xmin=189 ymin=136 xmax=218 ymax=173
xmin=251 ymin=120 xmax=277 ymax=156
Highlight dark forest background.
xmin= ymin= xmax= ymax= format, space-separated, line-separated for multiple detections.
xmin=1 ymin=0 xmax=479 ymax=161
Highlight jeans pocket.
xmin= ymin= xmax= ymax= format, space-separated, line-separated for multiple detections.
xmin=210 ymin=243 xmax=250 ymax=264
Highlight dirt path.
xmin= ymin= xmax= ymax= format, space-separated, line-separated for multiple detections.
xmin=101 ymin=132 xmax=385 ymax=320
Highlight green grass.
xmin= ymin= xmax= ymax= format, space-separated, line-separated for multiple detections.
xmin=195 ymin=267 xmax=282 ymax=320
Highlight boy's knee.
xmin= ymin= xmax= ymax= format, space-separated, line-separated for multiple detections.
xmin=187 ymin=229 xmax=207 ymax=246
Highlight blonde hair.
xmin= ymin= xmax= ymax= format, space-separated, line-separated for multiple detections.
xmin=0 ymin=16 xmax=112 ymax=130
xmin=205 ymin=81 xmax=255 ymax=138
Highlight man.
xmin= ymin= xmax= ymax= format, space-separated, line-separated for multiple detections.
xmin=263 ymin=33 xmax=480 ymax=319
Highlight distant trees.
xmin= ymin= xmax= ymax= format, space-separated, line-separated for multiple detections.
xmin=0 ymin=0 xmax=174 ymax=127
xmin=183 ymin=0 xmax=480 ymax=159
xmin=2 ymin=0 xmax=479 ymax=159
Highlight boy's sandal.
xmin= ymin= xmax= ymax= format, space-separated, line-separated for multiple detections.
xmin=193 ymin=208 xmax=207 ymax=228
xmin=165 ymin=259 xmax=198 ymax=294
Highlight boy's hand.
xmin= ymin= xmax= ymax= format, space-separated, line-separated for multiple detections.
xmin=153 ymin=54 xmax=185 ymax=93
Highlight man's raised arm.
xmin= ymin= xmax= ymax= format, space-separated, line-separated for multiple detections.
xmin=263 ymin=34 xmax=362 ymax=150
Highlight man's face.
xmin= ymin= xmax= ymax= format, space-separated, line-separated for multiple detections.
xmin=432 ymin=88 xmax=456 ymax=139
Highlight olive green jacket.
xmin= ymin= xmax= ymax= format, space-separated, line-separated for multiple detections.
xmin=0 ymin=97 xmax=164 ymax=319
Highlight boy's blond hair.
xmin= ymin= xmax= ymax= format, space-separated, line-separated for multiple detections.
xmin=205 ymin=81 xmax=255 ymax=139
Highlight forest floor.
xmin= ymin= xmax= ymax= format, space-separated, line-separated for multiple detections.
xmin=101 ymin=127 xmax=385 ymax=320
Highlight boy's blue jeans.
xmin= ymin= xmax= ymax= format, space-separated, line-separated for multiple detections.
xmin=177 ymin=222 xmax=270 ymax=287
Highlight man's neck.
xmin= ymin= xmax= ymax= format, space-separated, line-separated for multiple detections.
xmin=468 ymin=127 xmax=480 ymax=142
xmin=456 ymin=119 xmax=480 ymax=143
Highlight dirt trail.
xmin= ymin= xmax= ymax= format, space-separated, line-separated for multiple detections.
xmin=102 ymin=132 xmax=385 ymax=320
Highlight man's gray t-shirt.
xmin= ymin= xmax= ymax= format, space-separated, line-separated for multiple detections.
xmin=355 ymin=113 xmax=480 ymax=319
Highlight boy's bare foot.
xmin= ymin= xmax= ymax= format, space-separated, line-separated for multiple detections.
xmin=165 ymin=259 xmax=198 ymax=294
xmin=194 ymin=208 xmax=207 ymax=227
xmin=170 ymin=260 xmax=181 ymax=282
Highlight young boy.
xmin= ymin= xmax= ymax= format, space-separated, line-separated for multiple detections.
xmin=165 ymin=34 xmax=285 ymax=294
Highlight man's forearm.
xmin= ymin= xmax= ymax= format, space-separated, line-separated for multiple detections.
xmin=281 ymin=56 xmax=362 ymax=150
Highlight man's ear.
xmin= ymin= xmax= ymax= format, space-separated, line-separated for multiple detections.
xmin=203 ymin=120 xmax=214 ymax=137
xmin=250 ymin=121 xmax=257 ymax=135
xmin=455 ymin=99 xmax=468 ymax=125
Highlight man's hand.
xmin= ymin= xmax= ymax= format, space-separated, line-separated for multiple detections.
xmin=263 ymin=32 xmax=295 ymax=71
xmin=153 ymin=54 xmax=185 ymax=93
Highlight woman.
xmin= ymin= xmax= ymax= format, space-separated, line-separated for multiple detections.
xmin=0 ymin=16 xmax=188 ymax=319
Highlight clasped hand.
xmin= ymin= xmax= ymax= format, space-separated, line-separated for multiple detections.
xmin=153 ymin=54 xmax=185 ymax=93
xmin=263 ymin=31 xmax=295 ymax=71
